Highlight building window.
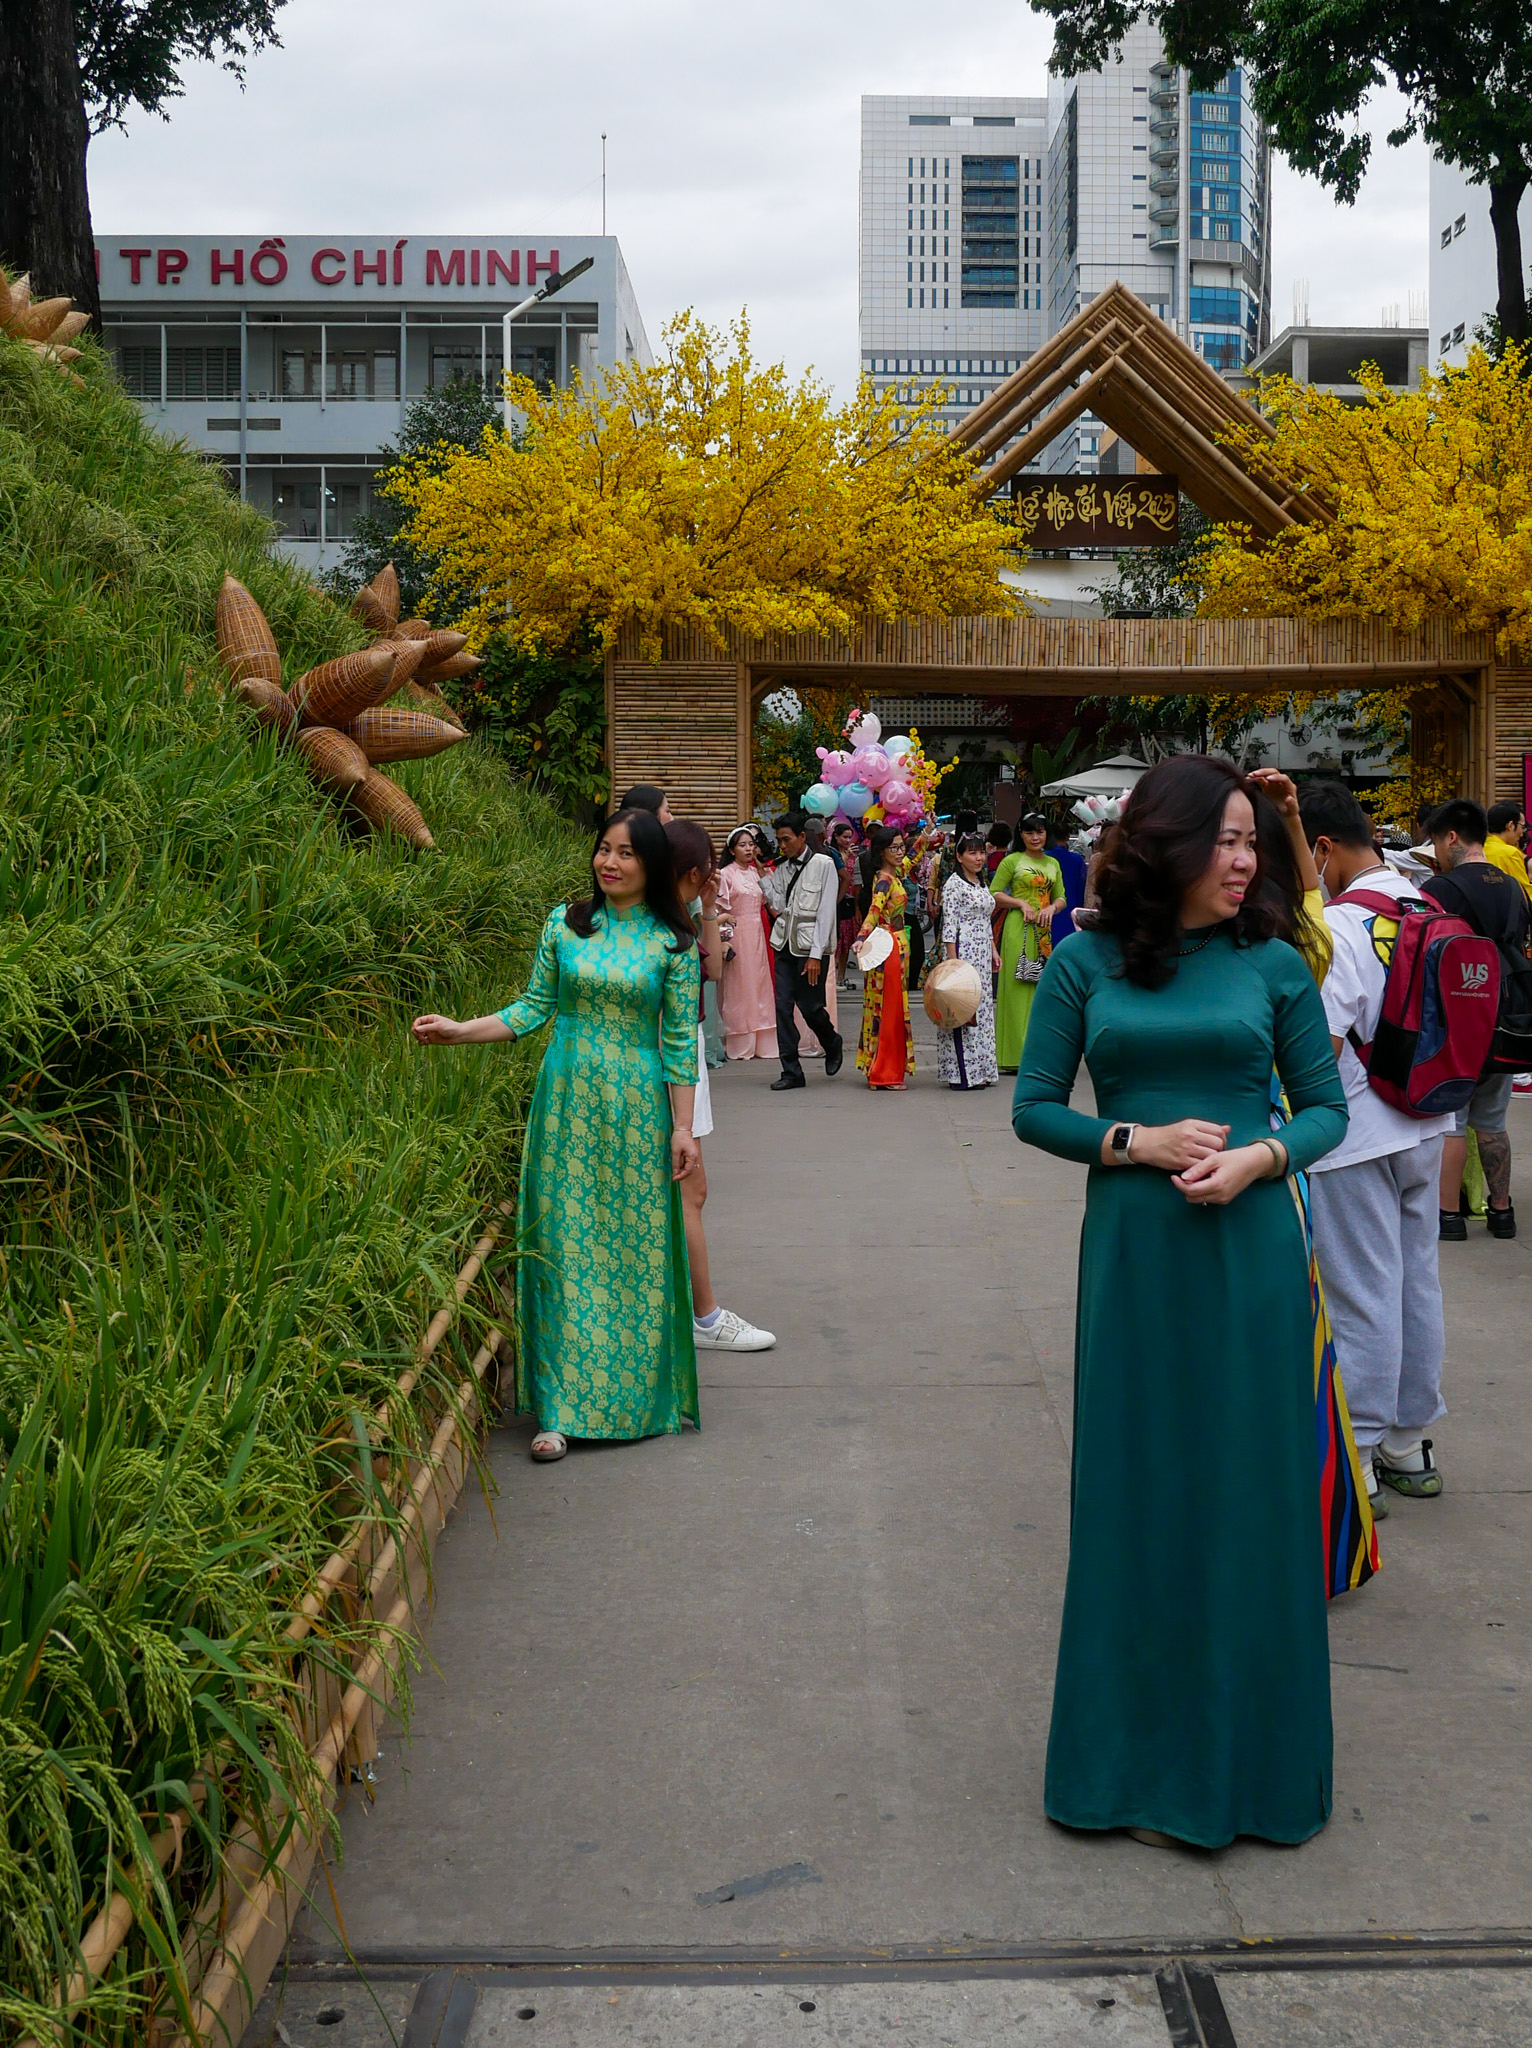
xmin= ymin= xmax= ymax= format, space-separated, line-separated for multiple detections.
xmin=1454 ymin=214 xmax=1466 ymax=236
xmin=907 ymin=288 xmax=913 ymax=307
xmin=1440 ymin=332 xmax=1450 ymax=352
xmin=944 ymin=288 xmax=949 ymax=307
xmin=271 ymin=472 xmax=321 ymax=540
xmin=1452 ymin=322 xmax=1466 ymax=344
xmin=1440 ymin=225 xmax=1452 ymax=248
xmin=961 ymin=152 xmax=1020 ymax=308
xmin=117 ymin=343 xmax=242 ymax=401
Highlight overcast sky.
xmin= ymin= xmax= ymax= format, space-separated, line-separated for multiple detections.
xmin=88 ymin=0 xmax=1430 ymax=391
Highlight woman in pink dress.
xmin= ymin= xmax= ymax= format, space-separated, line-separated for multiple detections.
xmin=717 ymin=826 xmax=779 ymax=1060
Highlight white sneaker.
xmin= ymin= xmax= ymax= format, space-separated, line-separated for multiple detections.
xmin=692 ymin=1307 xmax=776 ymax=1351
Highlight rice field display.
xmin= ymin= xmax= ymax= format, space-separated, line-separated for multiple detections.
xmin=217 ymin=574 xmax=464 ymax=845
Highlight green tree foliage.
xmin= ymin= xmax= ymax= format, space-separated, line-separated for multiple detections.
xmin=1030 ymin=0 xmax=1532 ymax=343
xmin=752 ymin=688 xmax=859 ymax=816
xmin=336 ymin=377 xmax=505 ymax=621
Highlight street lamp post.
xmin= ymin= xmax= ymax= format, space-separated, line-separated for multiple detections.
xmin=501 ymin=255 xmax=596 ymax=435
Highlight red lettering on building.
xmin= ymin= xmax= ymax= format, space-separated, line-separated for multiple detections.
xmin=312 ymin=247 xmax=347 ymax=285
xmin=157 ymin=248 xmax=189 ymax=286
xmin=393 ymin=238 xmax=408 ymax=285
xmin=470 ymin=249 xmax=481 ymax=287
xmin=211 ymin=248 xmax=244 ymax=285
xmin=426 ymin=247 xmax=466 ymax=287
xmin=526 ymin=248 xmax=560 ymax=284
xmin=119 ymin=247 xmax=152 ymax=284
xmin=487 ymin=248 xmax=520 ymax=288
xmin=250 ymin=239 xmax=288 ymax=285
xmin=354 ymin=247 xmax=387 ymax=286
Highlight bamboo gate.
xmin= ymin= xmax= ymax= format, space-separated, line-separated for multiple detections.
xmin=605 ymin=284 xmax=1529 ymax=840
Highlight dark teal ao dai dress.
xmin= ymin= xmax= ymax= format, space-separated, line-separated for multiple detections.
xmin=1013 ymin=926 xmax=1348 ymax=1847
xmin=500 ymin=902 xmax=700 ymax=1440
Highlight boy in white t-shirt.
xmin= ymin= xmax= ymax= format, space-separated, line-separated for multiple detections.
xmin=1298 ymin=782 xmax=1450 ymax=1513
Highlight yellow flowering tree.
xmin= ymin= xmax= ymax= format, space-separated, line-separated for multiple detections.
xmin=1197 ymin=345 xmax=1532 ymax=818
xmin=391 ymin=312 xmax=1021 ymax=658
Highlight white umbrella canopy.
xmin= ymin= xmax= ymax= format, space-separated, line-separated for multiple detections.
xmin=1040 ymin=753 xmax=1151 ymax=799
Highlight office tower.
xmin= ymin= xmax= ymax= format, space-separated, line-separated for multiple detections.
xmin=861 ymin=30 xmax=1272 ymax=470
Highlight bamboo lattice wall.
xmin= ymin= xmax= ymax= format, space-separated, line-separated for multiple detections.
xmin=607 ymin=655 xmax=749 ymax=845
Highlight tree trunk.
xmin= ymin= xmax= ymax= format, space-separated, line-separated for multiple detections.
xmin=1489 ymin=168 xmax=1529 ymax=349
xmin=0 ymin=0 xmax=100 ymax=329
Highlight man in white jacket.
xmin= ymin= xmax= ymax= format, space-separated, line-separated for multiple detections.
xmin=764 ymin=810 xmax=844 ymax=1091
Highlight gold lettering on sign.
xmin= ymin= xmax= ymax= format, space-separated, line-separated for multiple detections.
xmin=1009 ymin=474 xmax=1180 ymax=548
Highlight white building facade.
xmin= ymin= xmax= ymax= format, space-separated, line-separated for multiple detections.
xmin=1428 ymin=160 xmax=1532 ymax=366
xmin=97 ymin=233 xmax=650 ymax=571
xmin=861 ymin=25 xmax=1272 ymax=469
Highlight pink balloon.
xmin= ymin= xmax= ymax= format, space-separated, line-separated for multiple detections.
xmin=816 ymin=747 xmax=854 ymax=787
xmin=879 ymin=778 xmax=916 ymax=817
xmin=851 ymin=745 xmax=892 ymax=790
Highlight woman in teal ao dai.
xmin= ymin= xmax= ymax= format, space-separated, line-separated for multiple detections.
xmin=1013 ymin=757 xmax=1348 ymax=1848
xmin=412 ymin=808 xmax=701 ymax=1458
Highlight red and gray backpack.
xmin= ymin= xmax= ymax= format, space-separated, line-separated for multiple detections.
xmin=1326 ymin=888 xmax=1500 ymax=1117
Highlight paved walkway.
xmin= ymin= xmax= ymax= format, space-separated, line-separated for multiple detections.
xmin=280 ymin=999 xmax=1532 ymax=2039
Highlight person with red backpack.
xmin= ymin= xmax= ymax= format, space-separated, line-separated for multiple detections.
xmin=1424 ymin=798 xmax=1532 ymax=1242
xmin=1299 ymin=782 xmax=1455 ymax=1516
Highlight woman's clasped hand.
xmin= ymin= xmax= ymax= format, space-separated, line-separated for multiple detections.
xmin=1103 ymin=1115 xmax=1287 ymax=1205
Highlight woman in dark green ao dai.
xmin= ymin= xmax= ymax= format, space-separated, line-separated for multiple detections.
xmin=1013 ymin=755 xmax=1348 ymax=1849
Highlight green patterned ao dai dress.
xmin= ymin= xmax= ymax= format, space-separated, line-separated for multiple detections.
xmin=499 ymin=902 xmax=701 ymax=1440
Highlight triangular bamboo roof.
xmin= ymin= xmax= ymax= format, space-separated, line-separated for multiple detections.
xmin=950 ymin=283 xmax=1329 ymax=537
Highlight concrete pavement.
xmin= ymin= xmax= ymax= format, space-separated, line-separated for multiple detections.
xmin=268 ymin=997 xmax=1532 ymax=2042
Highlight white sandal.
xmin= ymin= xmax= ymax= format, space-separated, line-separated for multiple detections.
xmin=530 ymin=1430 xmax=568 ymax=1462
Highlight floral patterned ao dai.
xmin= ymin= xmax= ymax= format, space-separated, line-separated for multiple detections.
xmin=938 ymin=873 xmax=1000 ymax=1089
xmin=499 ymin=903 xmax=700 ymax=1440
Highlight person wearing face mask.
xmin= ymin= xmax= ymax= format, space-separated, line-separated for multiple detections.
xmin=1014 ymin=755 xmax=1348 ymax=1850
xmin=1298 ymin=780 xmax=1453 ymax=1516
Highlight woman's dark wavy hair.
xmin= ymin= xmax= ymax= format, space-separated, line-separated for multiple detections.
xmin=665 ymin=817 xmax=716 ymax=891
xmin=1251 ymin=789 xmax=1303 ymax=942
xmin=1094 ymin=755 xmax=1276 ymax=988
xmin=566 ymin=807 xmax=696 ymax=952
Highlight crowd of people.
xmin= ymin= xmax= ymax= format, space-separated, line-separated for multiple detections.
xmin=408 ymin=757 xmax=1530 ymax=1852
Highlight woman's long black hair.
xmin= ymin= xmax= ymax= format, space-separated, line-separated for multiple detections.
xmin=565 ymin=807 xmax=696 ymax=951
xmin=1093 ymin=755 xmax=1276 ymax=988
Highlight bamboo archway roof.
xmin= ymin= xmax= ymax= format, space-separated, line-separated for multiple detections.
xmin=950 ymin=283 xmax=1328 ymax=536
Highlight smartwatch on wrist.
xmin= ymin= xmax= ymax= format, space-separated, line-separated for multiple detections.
xmin=1110 ymin=1122 xmax=1136 ymax=1162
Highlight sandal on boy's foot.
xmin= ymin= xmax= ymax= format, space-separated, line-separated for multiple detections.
xmin=530 ymin=1430 xmax=568 ymax=1462
xmin=1376 ymin=1437 xmax=1443 ymax=1498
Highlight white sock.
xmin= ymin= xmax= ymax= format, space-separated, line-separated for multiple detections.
xmin=1361 ymin=1450 xmax=1384 ymax=1493
xmin=694 ymin=1305 xmax=722 ymax=1329
xmin=1381 ymin=1432 xmax=1426 ymax=1470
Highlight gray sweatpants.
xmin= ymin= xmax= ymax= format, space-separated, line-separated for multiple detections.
xmin=1308 ymin=1140 xmax=1447 ymax=1452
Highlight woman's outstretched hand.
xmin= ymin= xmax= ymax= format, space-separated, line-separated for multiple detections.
xmin=412 ymin=1014 xmax=463 ymax=1045
xmin=1127 ymin=1119 xmax=1229 ymax=1172
xmin=1173 ymin=1143 xmax=1278 ymax=1207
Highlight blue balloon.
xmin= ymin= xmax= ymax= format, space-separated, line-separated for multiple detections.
xmin=802 ymin=782 xmax=840 ymax=817
xmin=838 ymin=781 xmax=874 ymax=819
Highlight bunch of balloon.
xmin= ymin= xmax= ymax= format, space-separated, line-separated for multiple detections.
xmin=804 ymin=735 xmax=879 ymax=824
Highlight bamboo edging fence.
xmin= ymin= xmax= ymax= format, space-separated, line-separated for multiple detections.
xmin=36 ymin=1203 xmax=515 ymax=2048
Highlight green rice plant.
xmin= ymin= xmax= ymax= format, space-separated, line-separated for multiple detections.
xmin=0 ymin=324 xmax=589 ymax=2039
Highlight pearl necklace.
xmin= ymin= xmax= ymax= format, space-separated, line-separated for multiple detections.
xmin=1176 ymin=927 xmax=1220 ymax=957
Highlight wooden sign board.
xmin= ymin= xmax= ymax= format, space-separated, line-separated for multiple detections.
xmin=1009 ymin=473 xmax=1179 ymax=550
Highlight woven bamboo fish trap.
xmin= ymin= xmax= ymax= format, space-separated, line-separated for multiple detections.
xmin=0 ymin=264 xmax=89 ymax=379
xmin=371 ymin=637 xmax=430 ymax=694
xmin=394 ymin=619 xmax=431 ymax=640
xmin=337 ymin=707 xmax=466 ymax=763
xmin=413 ymin=628 xmax=468 ymax=670
xmin=293 ymin=725 xmax=371 ymax=792
xmin=403 ymin=680 xmax=467 ymax=731
xmin=350 ymin=564 xmax=401 ymax=635
xmin=217 ymin=575 xmax=283 ymax=686
xmin=287 ymin=647 xmax=397 ymax=727
xmin=234 ymin=675 xmax=297 ymax=739
xmin=347 ymin=768 xmax=434 ymax=848
xmin=416 ymin=650 xmax=482 ymax=684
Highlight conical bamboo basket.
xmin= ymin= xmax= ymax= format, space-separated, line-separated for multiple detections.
xmin=371 ymin=637 xmax=429 ymax=695
xmin=287 ymin=647 xmax=396 ymax=727
xmin=217 ymin=575 xmax=282 ymax=685
xmin=415 ymin=628 xmax=468 ymax=669
xmin=293 ymin=725 xmax=371 ymax=792
xmin=347 ymin=768 xmax=435 ymax=848
xmin=403 ymin=680 xmax=467 ymax=732
xmin=416 ymin=650 xmax=482 ymax=684
xmin=234 ymin=675 xmax=297 ymax=739
xmin=350 ymin=564 xmax=401 ymax=634
xmin=337 ymin=707 xmax=467 ymax=763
